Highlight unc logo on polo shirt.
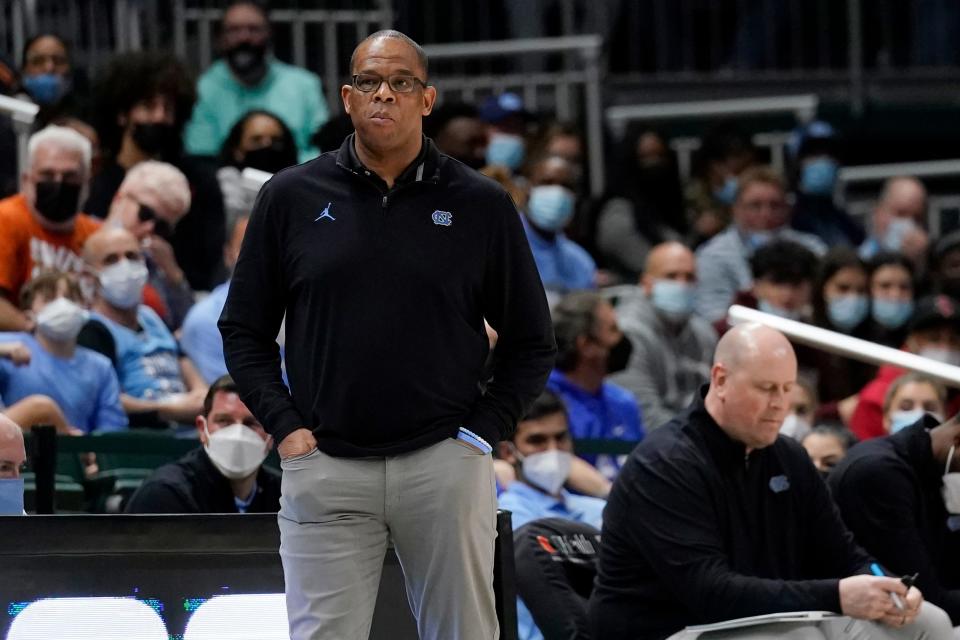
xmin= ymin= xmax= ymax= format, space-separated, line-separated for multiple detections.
xmin=431 ymin=210 xmax=453 ymax=226
xmin=769 ymin=475 xmax=790 ymax=493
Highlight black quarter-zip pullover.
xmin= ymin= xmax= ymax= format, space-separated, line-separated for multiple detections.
xmin=219 ymin=135 xmax=556 ymax=457
xmin=590 ymin=386 xmax=875 ymax=639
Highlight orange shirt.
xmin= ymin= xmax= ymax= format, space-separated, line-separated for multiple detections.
xmin=0 ymin=193 xmax=101 ymax=299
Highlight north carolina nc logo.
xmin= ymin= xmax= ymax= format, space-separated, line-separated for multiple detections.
xmin=431 ymin=210 xmax=453 ymax=226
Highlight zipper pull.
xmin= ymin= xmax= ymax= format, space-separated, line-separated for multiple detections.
xmin=382 ymin=195 xmax=388 ymax=208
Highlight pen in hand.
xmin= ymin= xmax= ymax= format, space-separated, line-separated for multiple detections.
xmin=870 ymin=563 xmax=905 ymax=611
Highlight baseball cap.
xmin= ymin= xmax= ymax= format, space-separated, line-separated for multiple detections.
xmin=478 ymin=92 xmax=530 ymax=124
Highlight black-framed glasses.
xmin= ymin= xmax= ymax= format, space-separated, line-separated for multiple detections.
xmin=352 ymin=73 xmax=427 ymax=94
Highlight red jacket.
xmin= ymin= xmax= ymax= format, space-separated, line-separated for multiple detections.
xmin=849 ymin=364 xmax=905 ymax=441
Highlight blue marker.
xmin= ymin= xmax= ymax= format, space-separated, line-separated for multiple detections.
xmin=870 ymin=563 xmax=905 ymax=611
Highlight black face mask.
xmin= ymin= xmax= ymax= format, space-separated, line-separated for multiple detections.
xmin=243 ymin=144 xmax=296 ymax=174
xmin=34 ymin=181 xmax=81 ymax=223
xmin=132 ymin=122 xmax=176 ymax=158
xmin=226 ymin=42 xmax=268 ymax=84
xmin=606 ymin=335 xmax=633 ymax=374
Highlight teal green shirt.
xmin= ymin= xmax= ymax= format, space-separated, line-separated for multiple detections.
xmin=184 ymin=58 xmax=330 ymax=162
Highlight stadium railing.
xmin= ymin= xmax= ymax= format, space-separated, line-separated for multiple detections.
xmin=0 ymin=94 xmax=37 ymax=187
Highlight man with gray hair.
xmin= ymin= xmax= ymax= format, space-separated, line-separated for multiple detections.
xmin=591 ymin=323 xmax=954 ymax=639
xmin=105 ymin=160 xmax=193 ymax=328
xmin=860 ymin=176 xmax=930 ymax=263
xmin=0 ymin=125 xmax=100 ymax=331
xmin=0 ymin=413 xmax=27 ymax=514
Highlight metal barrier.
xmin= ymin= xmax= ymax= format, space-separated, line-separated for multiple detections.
xmin=727 ymin=304 xmax=960 ymax=387
xmin=606 ymin=94 xmax=817 ymax=180
xmin=171 ymin=0 xmax=392 ymax=109
xmin=0 ymin=93 xmax=38 ymax=186
xmin=423 ymin=35 xmax=606 ymax=197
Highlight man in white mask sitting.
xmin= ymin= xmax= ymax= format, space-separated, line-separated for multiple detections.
xmin=497 ymin=390 xmax=606 ymax=640
xmin=125 ymin=374 xmax=279 ymax=513
xmin=77 ymin=227 xmax=207 ymax=426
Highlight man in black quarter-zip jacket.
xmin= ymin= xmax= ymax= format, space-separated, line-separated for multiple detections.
xmin=589 ymin=323 xmax=953 ymax=640
xmin=219 ymin=29 xmax=555 ymax=640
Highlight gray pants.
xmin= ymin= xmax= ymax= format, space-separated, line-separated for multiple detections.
xmin=668 ymin=602 xmax=955 ymax=639
xmin=278 ymin=438 xmax=499 ymax=640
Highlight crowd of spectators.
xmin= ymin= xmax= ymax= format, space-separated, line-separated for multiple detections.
xmin=0 ymin=3 xmax=958 ymax=637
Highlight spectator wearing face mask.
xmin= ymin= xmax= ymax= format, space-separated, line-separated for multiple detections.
xmin=0 ymin=125 xmax=100 ymax=332
xmin=829 ymin=411 xmax=960 ymax=629
xmin=87 ymin=51 xmax=226 ymax=291
xmin=521 ymin=155 xmax=596 ymax=303
xmin=548 ymin=292 xmax=644 ymax=481
xmin=125 ymin=375 xmax=280 ymax=513
xmin=788 ymin=120 xmax=865 ymax=248
xmin=882 ymin=374 xmax=946 ymax=436
xmin=801 ymin=424 xmax=857 ymax=477
xmin=612 ymin=242 xmax=716 ymax=430
xmin=713 ymin=238 xmax=818 ymax=335
xmin=185 ymin=1 xmax=329 ymax=162
xmin=684 ymin=123 xmax=758 ymax=243
xmin=804 ymin=248 xmax=876 ymax=404
xmin=0 ymin=414 xmax=26 ymax=515
xmin=216 ymin=110 xmax=298 ymax=226
xmin=497 ymin=389 xmax=606 ymax=640
xmin=780 ymin=377 xmax=819 ymax=441
xmin=16 ymin=33 xmax=89 ymax=130
xmin=866 ymin=253 xmax=916 ymax=349
xmin=694 ymin=166 xmax=825 ymax=323
xmin=596 ymin=129 xmax=686 ymax=281
xmin=851 ymin=295 xmax=960 ymax=441
xmin=104 ymin=161 xmax=193 ymax=329
xmin=0 ymin=271 xmax=125 ymax=434
xmin=860 ymin=176 xmax=930 ymax=265
xmin=480 ymin=92 xmax=531 ymax=175
xmin=77 ymin=227 xmax=207 ymax=426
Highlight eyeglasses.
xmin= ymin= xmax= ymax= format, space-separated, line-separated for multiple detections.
xmin=136 ymin=202 xmax=174 ymax=239
xmin=351 ymin=73 xmax=427 ymax=94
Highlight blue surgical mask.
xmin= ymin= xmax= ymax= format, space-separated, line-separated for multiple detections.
xmin=800 ymin=158 xmax=839 ymax=197
xmin=713 ymin=176 xmax=738 ymax=205
xmin=882 ymin=218 xmax=919 ymax=252
xmin=650 ymin=279 xmax=695 ymax=322
xmin=889 ymin=409 xmax=940 ymax=434
xmin=0 ymin=478 xmax=24 ymax=515
xmin=871 ymin=298 xmax=914 ymax=330
xmin=745 ymin=229 xmax=777 ymax=251
xmin=827 ymin=294 xmax=869 ymax=330
xmin=526 ymin=185 xmax=575 ymax=232
xmin=22 ymin=73 xmax=66 ymax=105
xmin=485 ymin=132 xmax=525 ymax=171
xmin=757 ymin=299 xmax=802 ymax=321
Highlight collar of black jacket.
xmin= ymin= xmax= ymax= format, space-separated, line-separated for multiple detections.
xmin=889 ymin=415 xmax=941 ymax=489
xmin=690 ymin=384 xmax=758 ymax=468
xmin=336 ymin=132 xmax=441 ymax=188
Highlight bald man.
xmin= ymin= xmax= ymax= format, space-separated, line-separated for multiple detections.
xmin=77 ymin=227 xmax=207 ymax=424
xmin=0 ymin=413 xmax=26 ymax=514
xmin=612 ymin=242 xmax=717 ymax=429
xmin=591 ymin=324 xmax=954 ymax=640
xmin=861 ymin=176 xmax=929 ymax=262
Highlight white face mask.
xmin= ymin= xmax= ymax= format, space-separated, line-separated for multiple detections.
xmin=520 ymin=449 xmax=572 ymax=495
xmin=943 ymin=445 xmax=960 ymax=515
xmin=918 ymin=347 xmax=960 ymax=368
xmin=888 ymin=409 xmax=941 ymax=434
xmin=779 ymin=413 xmax=812 ymax=441
xmin=98 ymin=259 xmax=149 ymax=309
xmin=204 ymin=422 xmax=269 ymax=480
xmin=36 ymin=296 xmax=89 ymax=342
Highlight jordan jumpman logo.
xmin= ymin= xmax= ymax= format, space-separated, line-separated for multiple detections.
xmin=315 ymin=202 xmax=335 ymax=222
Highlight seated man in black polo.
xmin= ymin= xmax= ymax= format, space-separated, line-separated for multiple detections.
xmin=590 ymin=323 xmax=954 ymax=640
xmin=125 ymin=375 xmax=280 ymax=513
xmin=829 ymin=409 xmax=960 ymax=632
